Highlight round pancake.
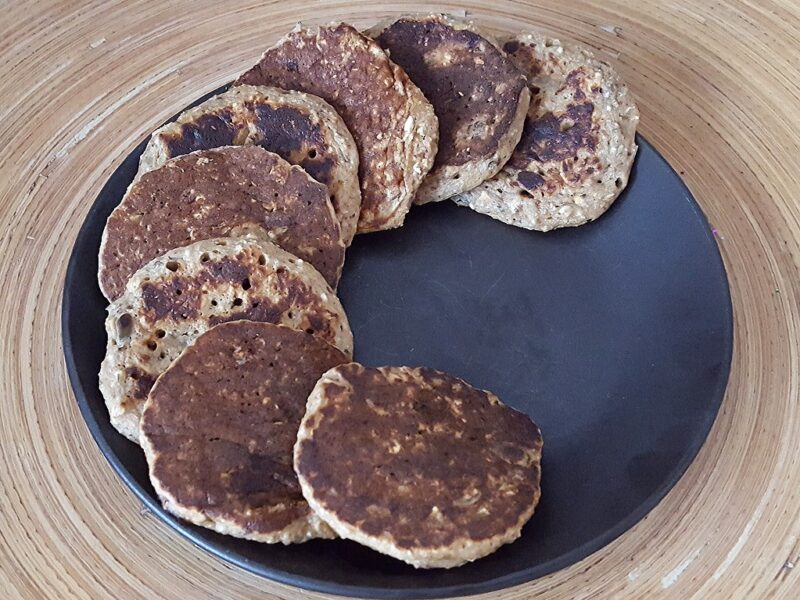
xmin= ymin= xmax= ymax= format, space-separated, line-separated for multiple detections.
xmin=100 ymin=234 xmax=352 ymax=443
xmin=235 ymin=22 xmax=439 ymax=233
xmin=137 ymin=85 xmax=361 ymax=245
xmin=294 ymin=364 xmax=543 ymax=568
xmin=141 ymin=321 xmax=347 ymax=543
xmin=370 ymin=15 xmax=530 ymax=204
xmin=453 ymin=33 xmax=639 ymax=231
xmin=99 ymin=145 xmax=344 ymax=301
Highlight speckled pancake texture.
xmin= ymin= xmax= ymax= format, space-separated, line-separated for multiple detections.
xmin=141 ymin=321 xmax=347 ymax=543
xmin=99 ymin=146 xmax=344 ymax=300
xmin=371 ymin=15 xmax=530 ymax=204
xmin=235 ymin=22 xmax=438 ymax=233
xmin=137 ymin=85 xmax=361 ymax=245
xmin=454 ymin=32 xmax=639 ymax=231
xmin=100 ymin=234 xmax=352 ymax=443
xmin=294 ymin=364 xmax=543 ymax=568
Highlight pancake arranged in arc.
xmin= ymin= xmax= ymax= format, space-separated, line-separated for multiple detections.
xmin=235 ymin=22 xmax=439 ymax=233
xmin=141 ymin=321 xmax=348 ymax=544
xmin=137 ymin=85 xmax=361 ymax=245
xmin=370 ymin=15 xmax=530 ymax=204
xmin=99 ymin=234 xmax=352 ymax=443
xmin=294 ymin=364 xmax=543 ymax=568
xmin=453 ymin=32 xmax=639 ymax=231
xmin=99 ymin=146 xmax=345 ymax=300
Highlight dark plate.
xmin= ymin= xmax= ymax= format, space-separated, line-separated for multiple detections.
xmin=62 ymin=87 xmax=732 ymax=599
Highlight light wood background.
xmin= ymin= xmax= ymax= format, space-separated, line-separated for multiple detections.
xmin=1 ymin=0 xmax=798 ymax=598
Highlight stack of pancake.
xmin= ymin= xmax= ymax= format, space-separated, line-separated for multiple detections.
xmin=99 ymin=14 xmax=637 ymax=568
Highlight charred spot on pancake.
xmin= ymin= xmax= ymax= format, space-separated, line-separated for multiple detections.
xmin=517 ymin=170 xmax=546 ymax=190
xmin=562 ymin=68 xmax=588 ymax=101
xmin=141 ymin=278 xmax=200 ymax=323
xmin=201 ymin=255 xmax=252 ymax=286
xmin=511 ymin=102 xmax=596 ymax=165
xmin=502 ymin=40 xmax=520 ymax=54
xmin=503 ymin=40 xmax=542 ymax=78
xmin=163 ymin=111 xmax=238 ymax=156
xmin=116 ymin=313 xmax=134 ymax=337
xmin=376 ymin=17 xmax=526 ymax=166
xmin=299 ymin=156 xmax=335 ymax=185
xmin=208 ymin=296 xmax=283 ymax=327
xmin=246 ymin=102 xmax=334 ymax=184
xmin=124 ymin=366 xmax=156 ymax=401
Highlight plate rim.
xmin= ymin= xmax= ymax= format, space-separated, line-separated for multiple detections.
xmin=61 ymin=132 xmax=733 ymax=599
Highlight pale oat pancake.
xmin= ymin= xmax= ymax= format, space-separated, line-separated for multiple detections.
xmin=453 ymin=32 xmax=639 ymax=231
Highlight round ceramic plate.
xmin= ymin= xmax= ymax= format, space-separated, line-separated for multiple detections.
xmin=62 ymin=87 xmax=732 ymax=599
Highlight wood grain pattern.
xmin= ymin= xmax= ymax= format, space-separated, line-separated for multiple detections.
xmin=1 ymin=1 xmax=798 ymax=597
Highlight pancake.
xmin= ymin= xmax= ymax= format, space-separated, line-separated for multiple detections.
xmin=137 ymin=85 xmax=361 ymax=245
xmin=140 ymin=321 xmax=347 ymax=543
xmin=99 ymin=145 xmax=344 ymax=300
xmin=235 ymin=22 xmax=438 ymax=233
xmin=369 ymin=15 xmax=530 ymax=204
xmin=100 ymin=234 xmax=352 ymax=443
xmin=453 ymin=32 xmax=639 ymax=231
xmin=294 ymin=364 xmax=543 ymax=568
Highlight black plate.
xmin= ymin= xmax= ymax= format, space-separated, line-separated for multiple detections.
xmin=62 ymin=89 xmax=732 ymax=599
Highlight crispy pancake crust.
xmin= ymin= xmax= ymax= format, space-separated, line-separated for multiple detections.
xmin=99 ymin=146 xmax=344 ymax=300
xmin=236 ymin=22 xmax=438 ymax=233
xmin=453 ymin=33 xmax=639 ymax=231
xmin=141 ymin=321 xmax=346 ymax=543
xmin=100 ymin=234 xmax=352 ymax=443
xmin=295 ymin=364 xmax=543 ymax=568
xmin=137 ymin=85 xmax=361 ymax=245
xmin=370 ymin=15 xmax=530 ymax=204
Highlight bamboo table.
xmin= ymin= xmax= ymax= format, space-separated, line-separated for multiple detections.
xmin=1 ymin=1 xmax=799 ymax=598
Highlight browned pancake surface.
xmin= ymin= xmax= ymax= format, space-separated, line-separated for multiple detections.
xmin=296 ymin=365 xmax=543 ymax=551
xmin=137 ymin=85 xmax=361 ymax=244
xmin=236 ymin=23 xmax=437 ymax=233
xmin=100 ymin=235 xmax=352 ymax=443
xmin=451 ymin=33 xmax=638 ymax=232
xmin=156 ymin=98 xmax=338 ymax=187
xmin=100 ymin=146 xmax=343 ymax=300
xmin=142 ymin=321 xmax=347 ymax=538
xmin=375 ymin=16 xmax=525 ymax=170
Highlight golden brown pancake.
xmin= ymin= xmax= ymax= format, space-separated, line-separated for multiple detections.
xmin=137 ymin=85 xmax=361 ymax=245
xmin=236 ymin=22 xmax=438 ymax=233
xmin=295 ymin=364 xmax=543 ymax=568
xmin=99 ymin=145 xmax=344 ymax=300
xmin=100 ymin=234 xmax=352 ymax=442
xmin=370 ymin=14 xmax=529 ymax=203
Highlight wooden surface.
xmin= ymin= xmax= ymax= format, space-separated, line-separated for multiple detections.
xmin=1 ymin=0 xmax=798 ymax=598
